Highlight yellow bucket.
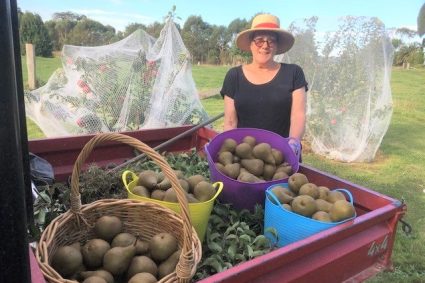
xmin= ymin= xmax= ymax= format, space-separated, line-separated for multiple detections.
xmin=122 ymin=170 xmax=223 ymax=242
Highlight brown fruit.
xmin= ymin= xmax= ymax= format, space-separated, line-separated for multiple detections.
xmin=315 ymin=199 xmax=333 ymax=213
xmin=94 ymin=216 xmax=123 ymax=242
xmin=111 ymin=232 xmax=136 ymax=248
xmin=103 ymin=244 xmax=136 ymax=275
xmin=218 ymin=151 xmax=233 ymax=165
xmin=150 ymin=189 xmax=165 ymax=201
xmin=137 ymin=170 xmax=158 ymax=190
xmin=298 ymin=183 xmax=319 ymax=199
xmin=193 ymin=181 xmax=216 ymax=202
xmin=178 ymin=179 xmax=190 ymax=193
xmin=82 ymin=276 xmax=107 ymax=283
xmin=158 ymin=250 xmax=181 ymax=279
xmin=270 ymin=186 xmax=293 ymax=204
xmin=288 ymin=173 xmax=309 ymax=194
xmin=262 ymin=163 xmax=276 ymax=180
xmin=327 ymin=190 xmax=347 ymax=203
xmin=128 ymin=272 xmax=157 ymax=283
xmin=242 ymin=135 xmax=256 ymax=147
xmin=81 ymin=238 xmax=111 ymax=268
xmin=80 ymin=270 xmax=114 ymax=283
xmin=186 ymin=174 xmax=205 ymax=192
xmin=235 ymin=142 xmax=253 ymax=159
xmin=163 ymin=188 xmax=178 ymax=203
xmin=51 ymin=245 xmax=83 ymax=277
xmin=272 ymin=170 xmax=289 ymax=180
xmin=241 ymin=158 xmax=264 ymax=176
xmin=219 ymin=138 xmax=238 ymax=153
xmin=127 ymin=255 xmax=158 ymax=279
xmin=329 ymin=200 xmax=356 ymax=222
xmin=271 ymin=148 xmax=284 ymax=165
xmin=291 ymin=195 xmax=317 ymax=217
xmin=223 ymin=163 xmax=241 ymax=179
xmin=149 ymin=232 xmax=178 ymax=262
xmin=281 ymin=203 xmax=292 ymax=211
xmin=317 ymin=186 xmax=330 ymax=200
xmin=312 ymin=211 xmax=332 ymax=222
xmin=132 ymin=185 xmax=150 ymax=197
xmin=252 ymin=143 xmax=275 ymax=164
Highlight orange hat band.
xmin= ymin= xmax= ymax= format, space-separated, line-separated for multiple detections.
xmin=253 ymin=22 xmax=279 ymax=29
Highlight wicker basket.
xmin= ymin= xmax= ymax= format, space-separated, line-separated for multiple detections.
xmin=35 ymin=133 xmax=202 ymax=283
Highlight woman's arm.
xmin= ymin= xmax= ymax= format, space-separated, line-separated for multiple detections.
xmin=224 ymin=95 xmax=238 ymax=131
xmin=289 ymin=86 xmax=306 ymax=140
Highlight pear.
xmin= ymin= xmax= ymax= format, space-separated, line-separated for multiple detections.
xmin=158 ymin=250 xmax=181 ymax=279
xmin=218 ymin=151 xmax=233 ymax=165
xmin=242 ymin=135 xmax=256 ymax=147
xmin=253 ymin=143 xmax=275 ymax=164
xmin=135 ymin=239 xmax=150 ymax=255
xmin=329 ymin=200 xmax=356 ymax=222
xmin=272 ymin=170 xmax=289 ymax=180
xmin=237 ymin=171 xmax=263 ymax=183
xmin=262 ymin=163 xmax=276 ymax=180
xmin=223 ymin=163 xmax=241 ymax=179
xmin=235 ymin=142 xmax=253 ymax=159
xmin=270 ymin=186 xmax=293 ymax=204
xmin=163 ymin=188 xmax=178 ymax=203
xmin=128 ymin=272 xmax=157 ymax=283
xmin=81 ymin=238 xmax=111 ymax=268
xmin=288 ymin=173 xmax=309 ymax=194
xmin=241 ymin=158 xmax=264 ymax=176
xmin=51 ymin=245 xmax=83 ymax=277
xmin=275 ymin=164 xmax=293 ymax=175
xmin=271 ymin=148 xmax=284 ymax=165
xmin=187 ymin=174 xmax=205 ymax=192
xmin=178 ymin=179 xmax=190 ymax=193
xmin=94 ymin=215 xmax=123 ymax=242
xmin=315 ymin=199 xmax=333 ymax=213
xmin=127 ymin=255 xmax=158 ymax=279
xmin=103 ymin=244 xmax=136 ymax=276
xmin=132 ymin=185 xmax=150 ymax=197
xmin=215 ymin=162 xmax=226 ymax=174
xmin=137 ymin=170 xmax=158 ymax=190
xmin=219 ymin=138 xmax=237 ymax=153
xmin=317 ymin=186 xmax=331 ymax=200
xmin=111 ymin=232 xmax=137 ymax=247
xmin=312 ymin=211 xmax=332 ymax=222
xmin=291 ymin=195 xmax=317 ymax=217
xmin=281 ymin=203 xmax=292 ymax=211
xmin=150 ymin=189 xmax=165 ymax=200
xmin=157 ymin=177 xmax=172 ymax=190
xmin=299 ymin=183 xmax=319 ymax=199
xmin=80 ymin=270 xmax=114 ymax=283
xmin=149 ymin=232 xmax=178 ymax=262
xmin=193 ymin=181 xmax=216 ymax=202
xmin=327 ymin=190 xmax=347 ymax=203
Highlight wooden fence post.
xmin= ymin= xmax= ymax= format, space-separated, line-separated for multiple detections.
xmin=25 ymin=43 xmax=36 ymax=90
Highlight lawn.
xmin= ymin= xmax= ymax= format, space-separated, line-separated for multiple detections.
xmin=23 ymin=56 xmax=425 ymax=281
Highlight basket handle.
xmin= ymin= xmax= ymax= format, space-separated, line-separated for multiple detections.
xmin=334 ymin=188 xmax=354 ymax=204
xmin=69 ymin=132 xmax=195 ymax=280
xmin=122 ymin=170 xmax=138 ymax=192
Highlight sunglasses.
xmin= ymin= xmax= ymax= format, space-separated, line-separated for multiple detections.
xmin=252 ymin=37 xmax=277 ymax=48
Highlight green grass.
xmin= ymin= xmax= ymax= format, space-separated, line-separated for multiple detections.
xmin=23 ymin=58 xmax=425 ymax=281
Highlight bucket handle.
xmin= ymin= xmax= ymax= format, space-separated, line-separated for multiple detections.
xmin=265 ymin=185 xmax=290 ymax=209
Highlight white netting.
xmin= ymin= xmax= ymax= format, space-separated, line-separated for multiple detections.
xmin=25 ymin=18 xmax=209 ymax=137
xmin=275 ymin=16 xmax=394 ymax=162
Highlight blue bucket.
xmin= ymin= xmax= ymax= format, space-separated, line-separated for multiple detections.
xmin=264 ymin=184 xmax=356 ymax=247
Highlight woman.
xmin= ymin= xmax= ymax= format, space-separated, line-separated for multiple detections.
xmin=221 ymin=14 xmax=308 ymax=156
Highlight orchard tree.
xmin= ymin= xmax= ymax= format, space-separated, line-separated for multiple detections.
xmin=182 ymin=15 xmax=211 ymax=63
xmin=19 ymin=12 xmax=53 ymax=57
xmin=418 ymin=3 xmax=425 ymax=37
xmin=68 ymin=18 xmax=116 ymax=46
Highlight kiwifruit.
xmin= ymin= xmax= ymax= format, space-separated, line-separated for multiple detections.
xmin=51 ymin=245 xmax=83 ymax=277
xmin=288 ymin=173 xmax=309 ymax=194
xmin=262 ymin=163 xmax=276 ymax=180
xmin=312 ymin=211 xmax=332 ymax=222
xmin=298 ymin=183 xmax=319 ymax=199
xmin=149 ymin=232 xmax=178 ymax=262
xmin=223 ymin=163 xmax=241 ymax=179
xmin=158 ymin=249 xmax=181 ymax=279
xmin=235 ymin=142 xmax=253 ymax=159
xmin=127 ymin=255 xmax=158 ymax=279
xmin=103 ymin=244 xmax=136 ymax=275
xmin=253 ymin=143 xmax=275 ymax=164
xmin=193 ymin=181 xmax=216 ymax=202
xmin=270 ymin=186 xmax=293 ymax=204
xmin=82 ymin=276 xmax=107 ymax=283
xmin=128 ymin=272 xmax=157 ymax=283
xmin=291 ymin=195 xmax=317 ymax=217
xmin=132 ymin=185 xmax=150 ymax=198
xmin=241 ymin=158 xmax=264 ymax=176
xmin=218 ymin=151 xmax=233 ymax=165
xmin=329 ymin=200 xmax=356 ymax=222
xmin=163 ymin=188 xmax=178 ymax=203
xmin=242 ymin=135 xmax=256 ymax=147
xmin=94 ymin=215 xmax=123 ymax=242
xmin=186 ymin=174 xmax=205 ymax=192
xmin=271 ymin=148 xmax=284 ymax=165
xmin=81 ymin=238 xmax=111 ymax=268
xmin=80 ymin=270 xmax=114 ymax=283
xmin=327 ymin=190 xmax=347 ymax=203
xmin=150 ymin=189 xmax=165 ymax=201
xmin=219 ymin=138 xmax=238 ymax=153
xmin=111 ymin=232 xmax=136 ymax=248
xmin=137 ymin=170 xmax=158 ymax=190
xmin=315 ymin=199 xmax=333 ymax=213
xmin=272 ymin=170 xmax=289 ymax=180
xmin=317 ymin=186 xmax=331 ymax=200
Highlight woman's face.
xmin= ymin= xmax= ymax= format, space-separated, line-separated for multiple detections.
xmin=250 ymin=31 xmax=278 ymax=65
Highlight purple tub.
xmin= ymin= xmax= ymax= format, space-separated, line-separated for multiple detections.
xmin=204 ymin=128 xmax=299 ymax=211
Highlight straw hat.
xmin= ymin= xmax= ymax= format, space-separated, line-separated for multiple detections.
xmin=236 ymin=14 xmax=295 ymax=54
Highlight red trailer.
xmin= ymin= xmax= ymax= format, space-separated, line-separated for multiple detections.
xmin=28 ymin=126 xmax=406 ymax=283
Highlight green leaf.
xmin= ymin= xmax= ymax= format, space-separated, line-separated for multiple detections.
xmin=207 ymin=241 xmax=223 ymax=253
xmin=227 ymin=244 xmax=237 ymax=259
xmin=225 ymin=234 xmax=238 ymax=241
xmin=246 ymin=245 xmax=254 ymax=258
xmin=239 ymin=234 xmax=251 ymax=242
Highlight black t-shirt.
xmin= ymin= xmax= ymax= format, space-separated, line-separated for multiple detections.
xmin=220 ymin=63 xmax=308 ymax=137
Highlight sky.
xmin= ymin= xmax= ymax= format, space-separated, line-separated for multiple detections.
xmin=18 ymin=0 xmax=424 ymax=36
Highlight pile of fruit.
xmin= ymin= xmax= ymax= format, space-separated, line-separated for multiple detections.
xmin=214 ymin=136 xmax=293 ymax=182
xmin=51 ymin=215 xmax=180 ymax=283
xmin=269 ymin=172 xmax=356 ymax=222
xmin=131 ymin=170 xmax=217 ymax=203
